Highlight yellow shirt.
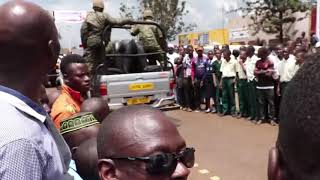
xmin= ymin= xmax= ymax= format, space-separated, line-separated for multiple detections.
xmin=220 ymin=58 xmax=237 ymax=78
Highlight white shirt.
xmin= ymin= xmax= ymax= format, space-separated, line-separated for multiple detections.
xmin=244 ymin=55 xmax=259 ymax=82
xmin=292 ymin=63 xmax=302 ymax=77
xmin=236 ymin=58 xmax=247 ymax=79
xmin=183 ymin=55 xmax=193 ymax=77
xmin=220 ymin=58 xmax=237 ymax=78
xmin=167 ymin=52 xmax=180 ymax=65
xmin=268 ymin=53 xmax=281 ymax=80
xmin=278 ymin=55 xmax=297 ymax=82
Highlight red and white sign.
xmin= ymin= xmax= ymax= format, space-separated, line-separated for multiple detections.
xmin=54 ymin=10 xmax=87 ymax=23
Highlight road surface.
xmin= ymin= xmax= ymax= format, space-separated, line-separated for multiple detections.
xmin=166 ymin=110 xmax=278 ymax=180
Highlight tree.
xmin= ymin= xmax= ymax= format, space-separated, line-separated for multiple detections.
xmin=234 ymin=0 xmax=312 ymax=43
xmin=119 ymin=0 xmax=196 ymax=41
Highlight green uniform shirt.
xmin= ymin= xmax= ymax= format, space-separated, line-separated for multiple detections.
xmin=213 ymin=60 xmax=222 ymax=81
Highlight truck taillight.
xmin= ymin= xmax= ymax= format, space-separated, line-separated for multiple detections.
xmin=170 ymin=80 xmax=175 ymax=90
xmin=169 ymin=79 xmax=175 ymax=96
xmin=100 ymin=83 xmax=108 ymax=96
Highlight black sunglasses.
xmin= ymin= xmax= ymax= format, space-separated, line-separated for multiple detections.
xmin=106 ymin=147 xmax=195 ymax=175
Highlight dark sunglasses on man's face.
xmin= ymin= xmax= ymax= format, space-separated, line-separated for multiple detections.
xmin=106 ymin=147 xmax=195 ymax=176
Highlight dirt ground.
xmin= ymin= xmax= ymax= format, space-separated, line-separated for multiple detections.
xmin=166 ymin=110 xmax=278 ymax=180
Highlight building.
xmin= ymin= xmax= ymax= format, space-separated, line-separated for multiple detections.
xmin=178 ymin=29 xmax=229 ymax=48
xmin=179 ymin=6 xmax=316 ymax=47
xmin=226 ymin=11 xmax=312 ymax=45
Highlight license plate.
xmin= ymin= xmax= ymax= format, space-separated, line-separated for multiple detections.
xmin=129 ymin=83 xmax=154 ymax=91
xmin=127 ymin=97 xmax=151 ymax=105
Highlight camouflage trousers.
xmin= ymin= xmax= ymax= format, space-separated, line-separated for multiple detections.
xmin=144 ymin=47 xmax=165 ymax=66
xmin=83 ymin=46 xmax=105 ymax=76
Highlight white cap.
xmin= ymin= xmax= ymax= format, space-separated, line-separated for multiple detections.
xmin=316 ymin=42 xmax=320 ymax=48
xmin=168 ymin=44 xmax=174 ymax=48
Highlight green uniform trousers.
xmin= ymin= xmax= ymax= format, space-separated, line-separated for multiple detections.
xmin=238 ymin=79 xmax=250 ymax=116
xmin=215 ymin=79 xmax=222 ymax=113
xmin=280 ymin=82 xmax=289 ymax=97
xmin=248 ymin=80 xmax=258 ymax=119
xmin=222 ymin=77 xmax=236 ymax=114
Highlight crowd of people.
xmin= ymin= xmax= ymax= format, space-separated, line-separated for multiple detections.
xmin=169 ymin=35 xmax=309 ymax=126
xmin=2 ymin=1 xmax=320 ymax=180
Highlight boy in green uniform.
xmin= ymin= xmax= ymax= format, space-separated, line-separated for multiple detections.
xmin=213 ymin=50 xmax=223 ymax=114
xmin=220 ymin=49 xmax=237 ymax=117
xmin=236 ymin=50 xmax=249 ymax=118
xmin=245 ymin=46 xmax=259 ymax=122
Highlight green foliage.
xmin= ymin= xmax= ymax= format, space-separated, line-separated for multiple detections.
xmin=234 ymin=0 xmax=312 ymax=42
xmin=120 ymin=0 xmax=196 ymax=41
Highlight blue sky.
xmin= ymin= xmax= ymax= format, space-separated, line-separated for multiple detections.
xmin=0 ymin=0 xmax=243 ymax=47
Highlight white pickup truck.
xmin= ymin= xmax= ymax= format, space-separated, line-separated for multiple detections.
xmin=92 ymin=21 xmax=176 ymax=110
xmin=97 ymin=70 xmax=175 ymax=110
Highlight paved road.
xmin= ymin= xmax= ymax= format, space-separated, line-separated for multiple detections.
xmin=165 ymin=110 xmax=278 ymax=180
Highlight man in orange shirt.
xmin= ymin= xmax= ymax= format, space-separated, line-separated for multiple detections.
xmin=51 ymin=54 xmax=91 ymax=129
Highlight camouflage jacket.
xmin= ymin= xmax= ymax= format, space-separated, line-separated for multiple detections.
xmin=81 ymin=11 xmax=128 ymax=49
xmin=131 ymin=20 xmax=164 ymax=50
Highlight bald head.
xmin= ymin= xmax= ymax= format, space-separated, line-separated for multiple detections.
xmin=97 ymin=106 xmax=191 ymax=180
xmin=81 ymin=98 xmax=110 ymax=122
xmin=0 ymin=0 xmax=60 ymax=72
xmin=0 ymin=1 xmax=60 ymax=101
xmin=97 ymin=106 xmax=185 ymax=159
xmin=63 ymin=124 xmax=100 ymax=152
xmin=74 ymin=138 xmax=99 ymax=180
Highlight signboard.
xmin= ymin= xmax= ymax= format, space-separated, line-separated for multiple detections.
xmin=198 ymin=33 xmax=209 ymax=46
xmin=178 ymin=34 xmax=189 ymax=46
xmin=229 ymin=28 xmax=250 ymax=40
xmin=54 ymin=10 xmax=87 ymax=23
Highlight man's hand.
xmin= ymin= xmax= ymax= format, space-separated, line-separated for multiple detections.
xmin=265 ymin=70 xmax=273 ymax=77
xmin=200 ymin=81 xmax=204 ymax=87
xmin=239 ymin=59 xmax=244 ymax=65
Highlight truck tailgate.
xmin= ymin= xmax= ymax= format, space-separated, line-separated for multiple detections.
xmin=99 ymin=71 xmax=171 ymax=99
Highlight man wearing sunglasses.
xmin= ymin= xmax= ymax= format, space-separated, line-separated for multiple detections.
xmin=268 ymin=53 xmax=320 ymax=179
xmin=97 ymin=105 xmax=194 ymax=180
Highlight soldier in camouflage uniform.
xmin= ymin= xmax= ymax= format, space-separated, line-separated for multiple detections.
xmin=81 ymin=0 xmax=132 ymax=75
xmin=131 ymin=9 xmax=166 ymax=66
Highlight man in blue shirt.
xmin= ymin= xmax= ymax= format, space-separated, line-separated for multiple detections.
xmin=0 ymin=1 xmax=72 ymax=179
xmin=192 ymin=47 xmax=206 ymax=112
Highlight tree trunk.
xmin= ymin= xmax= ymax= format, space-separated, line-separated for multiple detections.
xmin=279 ymin=11 xmax=284 ymax=43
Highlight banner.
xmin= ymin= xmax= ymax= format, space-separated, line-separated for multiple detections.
xmin=229 ymin=28 xmax=250 ymax=40
xmin=54 ymin=10 xmax=87 ymax=23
